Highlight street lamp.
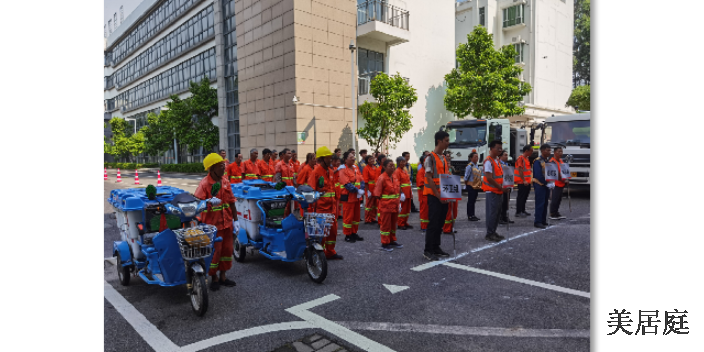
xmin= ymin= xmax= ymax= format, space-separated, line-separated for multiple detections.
xmin=349 ymin=40 xmax=357 ymax=153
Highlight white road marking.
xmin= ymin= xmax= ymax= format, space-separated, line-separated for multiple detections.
xmin=178 ymin=322 xmax=314 ymax=352
xmin=286 ymin=294 xmax=397 ymax=352
xmin=103 ymin=281 xmax=180 ymax=352
xmin=336 ymin=321 xmax=589 ymax=338
xmin=411 ymin=226 xmax=557 ymax=272
xmin=383 ymin=284 xmax=409 ymax=294
xmin=181 ymin=183 xmax=190 ymax=186
xmin=443 ymin=262 xmax=590 ymax=299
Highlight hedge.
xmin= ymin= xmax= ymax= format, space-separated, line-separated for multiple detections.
xmin=104 ymin=162 xmax=159 ymax=169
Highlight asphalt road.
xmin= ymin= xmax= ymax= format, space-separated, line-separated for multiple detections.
xmin=104 ymin=171 xmax=590 ymax=352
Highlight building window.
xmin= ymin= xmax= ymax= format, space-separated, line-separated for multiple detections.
xmin=108 ymin=19 xmax=112 ymax=34
xmin=112 ymin=5 xmax=215 ymax=90
xmin=222 ymin=0 xmax=240 ymax=159
xmin=120 ymin=6 xmax=124 ymax=23
xmin=357 ymin=48 xmax=384 ymax=95
xmin=503 ymin=4 xmax=524 ymax=28
xmin=114 ymin=48 xmax=217 ymax=112
xmin=513 ymin=43 xmax=524 ymax=63
xmin=479 ymin=7 xmax=485 ymax=26
xmin=114 ymin=13 xmax=118 ymax=27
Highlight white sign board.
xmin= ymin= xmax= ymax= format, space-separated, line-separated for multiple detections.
xmin=545 ymin=162 xmax=559 ymax=182
xmin=502 ymin=165 xmax=514 ymax=188
xmin=440 ymin=174 xmax=462 ymax=201
xmin=560 ymin=163 xmax=571 ymax=179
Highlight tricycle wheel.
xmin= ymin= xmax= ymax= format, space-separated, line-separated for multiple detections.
xmin=306 ymin=249 xmax=327 ymax=284
xmin=190 ymin=273 xmax=209 ymax=317
xmin=233 ymin=237 xmax=246 ymax=263
xmin=116 ymin=252 xmax=130 ymax=286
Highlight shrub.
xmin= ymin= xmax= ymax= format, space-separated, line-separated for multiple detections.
xmin=103 ymin=162 xmax=158 ymax=169
xmin=160 ymin=163 xmax=208 ymax=173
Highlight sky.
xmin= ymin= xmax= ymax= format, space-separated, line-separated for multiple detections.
xmin=104 ymin=0 xmax=143 ymax=37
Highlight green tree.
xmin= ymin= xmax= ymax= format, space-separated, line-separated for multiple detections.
xmin=108 ymin=117 xmax=145 ymax=162
xmin=573 ymin=0 xmax=590 ymax=86
xmin=444 ymin=26 xmax=532 ymax=119
xmin=141 ymin=111 xmax=173 ymax=157
xmin=358 ymin=73 xmax=418 ymax=153
xmin=566 ymin=84 xmax=590 ymax=111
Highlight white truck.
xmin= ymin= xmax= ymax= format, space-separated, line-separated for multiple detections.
xmin=441 ymin=118 xmax=529 ymax=175
xmin=539 ymin=112 xmax=591 ymax=186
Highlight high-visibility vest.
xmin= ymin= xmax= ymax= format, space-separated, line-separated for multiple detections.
xmin=482 ymin=156 xmax=504 ymax=194
xmin=423 ymin=152 xmax=448 ymax=196
xmin=550 ymin=157 xmax=566 ymax=187
xmin=514 ymin=155 xmax=532 ymax=183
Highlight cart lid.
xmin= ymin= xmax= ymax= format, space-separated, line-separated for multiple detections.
xmin=232 ymin=180 xmax=295 ymax=200
xmin=108 ymin=186 xmax=187 ymax=212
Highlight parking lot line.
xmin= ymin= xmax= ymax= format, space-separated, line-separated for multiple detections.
xmin=286 ymin=294 xmax=397 ymax=352
xmin=103 ymin=281 xmax=179 ymax=352
xmin=411 ymin=226 xmax=556 ymax=272
xmin=179 ymin=322 xmax=314 ymax=352
xmin=336 ymin=321 xmax=589 ymax=338
xmin=443 ymin=262 xmax=590 ymax=299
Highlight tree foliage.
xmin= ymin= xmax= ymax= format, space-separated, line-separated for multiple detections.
xmin=444 ymin=26 xmax=531 ymax=119
xmin=108 ymin=117 xmax=145 ymax=162
xmin=141 ymin=112 xmax=173 ymax=156
xmin=358 ymin=73 xmax=418 ymax=153
xmin=573 ymin=0 xmax=590 ymax=86
xmin=566 ymin=84 xmax=590 ymax=111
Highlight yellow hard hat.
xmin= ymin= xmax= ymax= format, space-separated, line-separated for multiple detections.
xmin=316 ymin=146 xmax=333 ymax=159
xmin=203 ymin=153 xmax=224 ymax=171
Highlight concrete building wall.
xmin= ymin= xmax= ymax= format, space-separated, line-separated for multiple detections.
xmin=235 ymin=0 xmax=357 ymax=157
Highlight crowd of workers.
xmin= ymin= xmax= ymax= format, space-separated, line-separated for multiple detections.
xmin=192 ymin=131 xmax=571 ymax=289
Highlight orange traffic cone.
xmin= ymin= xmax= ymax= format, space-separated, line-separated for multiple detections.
xmin=134 ymin=170 xmax=140 ymax=185
xmin=104 ymin=168 xmax=108 ymax=180
xmin=157 ymin=170 xmax=162 ymax=187
xmin=116 ymin=169 xmax=122 ymax=183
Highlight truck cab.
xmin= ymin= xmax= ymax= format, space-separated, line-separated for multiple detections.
xmin=540 ymin=112 xmax=591 ymax=186
xmin=443 ymin=118 xmax=524 ymax=175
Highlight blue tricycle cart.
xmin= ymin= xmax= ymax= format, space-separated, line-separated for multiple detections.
xmin=109 ymin=186 xmax=222 ymax=316
xmin=232 ymin=180 xmax=332 ymax=283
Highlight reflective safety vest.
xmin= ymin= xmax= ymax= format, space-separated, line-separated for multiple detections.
xmin=422 ymin=152 xmax=448 ymax=197
xmin=482 ymin=156 xmax=504 ymax=194
xmin=514 ymin=155 xmax=532 ymax=183
xmin=549 ymin=157 xmax=566 ymax=188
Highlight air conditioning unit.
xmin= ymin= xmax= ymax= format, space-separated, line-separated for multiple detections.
xmin=511 ymin=35 xmax=522 ymax=43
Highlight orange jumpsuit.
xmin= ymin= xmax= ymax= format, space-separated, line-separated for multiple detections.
xmin=333 ymin=168 xmax=342 ymax=219
xmin=275 ymin=160 xmax=295 ymax=187
xmin=194 ymin=174 xmax=235 ymax=276
xmin=308 ymin=164 xmax=338 ymax=258
xmin=297 ymin=163 xmax=313 ymax=187
xmin=339 ymin=165 xmax=363 ymax=237
xmin=374 ymin=172 xmax=400 ymax=245
xmin=241 ymin=160 xmax=260 ymax=181
xmin=227 ymin=162 xmax=243 ymax=184
xmin=257 ymin=159 xmax=274 ymax=182
xmin=417 ymin=165 xmax=429 ymax=230
xmin=363 ymin=164 xmax=380 ymax=223
xmin=291 ymin=159 xmax=301 ymax=183
xmin=394 ymin=168 xmax=412 ymax=228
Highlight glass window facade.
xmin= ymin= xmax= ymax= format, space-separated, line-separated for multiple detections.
xmin=105 ymin=98 xmax=116 ymax=112
xmin=513 ymin=43 xmax=524 ymax=63
xmin=222 ymin=0 xmax=240 ymax=159
xmin=108 ymin=0 xmax=200 ymax=66
xmin=105 ymin=75 xmax=114 ymax=90
xmin=111 ymin=5 xmax=214 ymax=90
xmin=357 ymin=48 xmax=384 ymax=95
xmin=479 ymin=7 xmax=485 ymax=26
xmin=503 ymin=4 xmax=525 ymax=28
xmin=115 ymin=47 xmax=216 ymax=112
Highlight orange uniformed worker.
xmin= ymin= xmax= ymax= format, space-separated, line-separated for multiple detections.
xmin=417 ymin=155 xmax=429 ymax=231
xmin=274 ymin=148 xmax=295 ymax=187
xmin=363 ymin=155 xmax=380 ymax=224
xmin=482 ymin=140 xmax=505 ymax=242
xmin=308 ymin=146 xmax=343 ymax=260
xmin=373 ymin=159 xmax=403 ymax=252
xmin=257 ymin=148 xmax=274 ymax=182
xmin=331 ymin=155 xmax=342 ymax=221
xmin=340 ymin=151 xmax=365 ymax=243
xmin=241 ymin=149 xmax=261 ymax=181
xmin=296 ymin=153 xmax=316 ymax=187
xmin=226 ymin=152 xmax=244 ymax=185
xmin=394 ymin=156 xmax=413 ymax=230
xmin=291 ymin=149 xmax=301 ymax=182
xmin=513 ymin=145 xmax=533 ymax=218
xmin=194 ymin=153 xmax=238 ymax=291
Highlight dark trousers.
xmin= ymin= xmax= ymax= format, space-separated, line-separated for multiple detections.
xmin=411 ymin=196 xmax=418 ymax=212
xmin=426 ymin=194 xmax=449 ymax=252
xmin=534 ymin=185 xmax=550 ymax=225
xmin=516 ymin=184 xmax=531 ymax=214
xmin=501 ymin=189 xmax=510 ymax=219
xmin=466 ymin=186 xmax=479 ymax=218
xmin=550 ymin=186 xmax=564 ymax=214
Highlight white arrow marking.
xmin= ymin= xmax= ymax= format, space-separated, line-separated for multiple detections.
xmin=383 ymin=284 xmax=409 ymax=294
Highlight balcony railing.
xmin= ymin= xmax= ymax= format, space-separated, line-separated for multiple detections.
xmin=357 ymin=1 xmax=409 ymax=31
